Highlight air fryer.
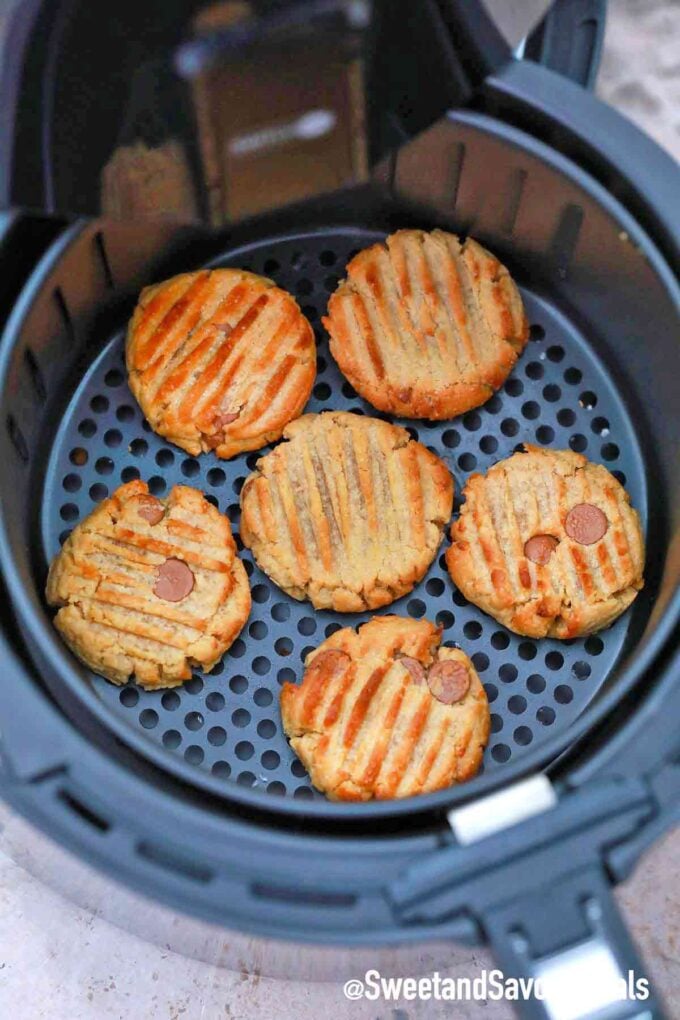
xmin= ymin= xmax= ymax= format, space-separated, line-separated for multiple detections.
xmin=0 ymin=3 xmax=678 ymax=1020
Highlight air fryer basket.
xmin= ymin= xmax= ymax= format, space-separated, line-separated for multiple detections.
xmin=1 ymin=103 xmax=678 ymax=824
xmin=25 ymin=228 xmax=651 ymax=797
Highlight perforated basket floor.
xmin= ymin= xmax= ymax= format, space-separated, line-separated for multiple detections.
xmin=41 ymin=227 xmax=647 ymax=802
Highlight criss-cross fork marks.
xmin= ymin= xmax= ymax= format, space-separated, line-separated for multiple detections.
xmin=126 ymin=268 xmax=316 ymax=457
xmin=240 ymin=412 xmax=454 ymax=612
xmin=46 ymin=481 xmax=251 ymax=687
xmin=323 ymin=230 xmax=528 ymax=419
xmin=280 ymin=617 xmax=489 ymax=800
xmin=446 ymin=447 xmax=644 ymax=639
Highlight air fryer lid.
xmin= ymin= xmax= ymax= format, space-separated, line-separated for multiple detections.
xmin=4 ymin=0 xmax=562 ymax=227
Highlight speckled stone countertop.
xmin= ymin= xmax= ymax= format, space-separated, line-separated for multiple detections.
xmin=0 ymin=1 xmax=677 ymax=1018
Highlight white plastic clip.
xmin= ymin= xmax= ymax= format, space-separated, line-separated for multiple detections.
xmin=448 ymin=774 xmax=557 ymax=845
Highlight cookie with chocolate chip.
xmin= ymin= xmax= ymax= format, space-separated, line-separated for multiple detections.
xmin=45 ymin=480 xmax=251 ymax=688
xmin=445 ymin=445 xmax=644 ymax=639
xmin=280 ymin=616 xmax=489 ymax=801
xmin=126 ymin=267 xmax=316 ymax=459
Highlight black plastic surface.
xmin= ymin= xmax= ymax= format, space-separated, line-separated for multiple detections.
xmin=525 ymin=0 xmax=606 ymax=90
xmin=39 ymin=227 xmax=648 ymax=802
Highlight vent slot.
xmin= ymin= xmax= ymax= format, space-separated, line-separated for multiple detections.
xmin=449 ymin=141 xmax=466 ymax=211
xmin=58 ymin=789 xmax=110 ymax=832
xmin=136 ymin=840 xmax=213 ymax=883
xmin=24 ymin=348 xmax=47 ymax=401
xmin=6 ymin=414 xmax=29 ymax=463
xmin=251 ymin=883 xmax=356 ymax=908
xmin=550 ymin=204 xmax=584 ymax=279
xmin=501 ymin=169 xmax=527 ymax=236
xmin=94 ymin=231 xmax=115 ymax=289
xmin=53 ymin=287 xmax=76 ymax=344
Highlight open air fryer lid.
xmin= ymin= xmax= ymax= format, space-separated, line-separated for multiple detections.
xmin=0 ymin=2 xmax=679 ymax=1016
xmin=3 ymin=0 xmax=606 ymax=228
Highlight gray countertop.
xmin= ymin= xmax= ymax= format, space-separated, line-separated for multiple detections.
xmin=0 ymin=1 xmax=678 ymax=1017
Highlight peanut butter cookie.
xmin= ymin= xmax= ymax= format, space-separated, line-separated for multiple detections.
xmin=46 ymin=480 xmax=251 ymax=687
xmin=280 ymin=615 xmax=489 ymax=801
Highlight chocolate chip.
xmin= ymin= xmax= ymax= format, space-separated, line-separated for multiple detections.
xmin=304 ymin=648 xmax=351 ymax=686
xmin=206 ymin=409 xmax=241 ymax=447
xmin=214 ymin=411 xmax=240 ymax=428
xmin=565 ymin=503 xmax=608 ymax=545
xmin=398 ymin=656 xmax=427 ymax=685
xmin=524 ymin=534 xmax=558 ymax=565
xmin=427 ymin=659 xmax=470 ymax=704
xmin=153 ymin=558 xmax=194 ymax=602
xmin=136 ymin=495 xmax=165 ymax=525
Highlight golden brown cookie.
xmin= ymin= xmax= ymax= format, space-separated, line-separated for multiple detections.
xmin=126 ymin=268 xmax=316 ymax=458
xmin=240 ymin=411 xmax=453 ymax=611
xmin=445 ymin=446 xmax=644 ymax=639
xmin=322 ymin=229 xmax=528 ymax=419
xmin=46 ymin=480 xmax=251 ymax=688
xmin=280 ymin=615 xmax=490 ymax=801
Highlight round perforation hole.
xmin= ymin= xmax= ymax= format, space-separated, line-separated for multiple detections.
xmin=479 ymin=435 xmax=498 ymax=454
xmin=163 ymin=730 xmax=182 ymax=750
xmin=129 ymin=438 xmax=147 ymax=457
xmin=472 ymin=652 xmax=489 ymax=673
xmin=70 ymin=447 xmax=88 ymax=466
xmin=508 ymin=695 xmax=526 ymax=715
xmin=436 ymin=610 xmax=455 ymax=630
xmin=90 ymin=394 xmax=109 ymax=414
xmin=527 ymin=674 xmax=546 ymax=694
xmin=63 ymin=473 xmax=82 ymax=492
xmin=59 ymin=503 xmax=79 ymax=521
xmin=208 ymin=727 xmax=227 ymax=746
xmin=504 ymin=378 xmax=523 ymax=397
xmin=491 ymin=744 xmax=511 ymax=763
xmin=484 ymin=682 xmax=498 ymax=704
xmin=89 ymin=483 xmax=108 ymax=502
xmin=564 ymin=367 xmax=582 ymax=385
xmin=572 ymin=661 xmax=591 ymax=681
xmin=104 ymin=428 xmax=122 ymax=448
xmin=79 ymin=416 xmax=97 ymax=436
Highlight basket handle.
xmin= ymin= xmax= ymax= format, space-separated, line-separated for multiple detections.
xmin=482 ymin=864 xmax=667 ymax=1020
xmin=524 ymin=0 xmax=606 ymax=89
xmin=389 ymin=771 xmax=673 ymax=1020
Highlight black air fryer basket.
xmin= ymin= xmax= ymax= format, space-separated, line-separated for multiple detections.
xmin=0 ymin=2 xmax=678 ymax=1018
